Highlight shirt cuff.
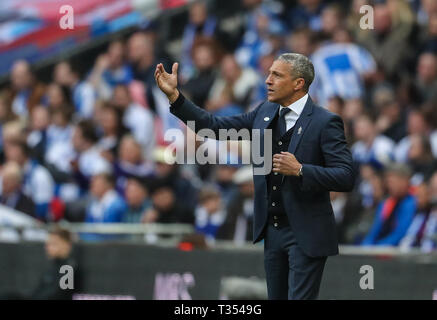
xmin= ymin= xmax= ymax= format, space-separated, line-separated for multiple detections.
xmin=170 ymin=92 xmax=185 ymax=108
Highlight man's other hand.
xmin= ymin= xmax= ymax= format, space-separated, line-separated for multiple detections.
xmin=273 ymin=151 xmax=302 ymax=176
xmin=154 ymin=62 xmax=179 ymax=103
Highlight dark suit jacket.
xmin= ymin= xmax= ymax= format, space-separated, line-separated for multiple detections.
xmin=1 ymin=191 xmax=35 ymax=218
xmin=170 ymin=94 xmax=355 ymax=257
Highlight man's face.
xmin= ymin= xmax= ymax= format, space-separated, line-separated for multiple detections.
xmin=128 ymin=33 xmax=154 ymax=64
xmin=265 ymin=60 xmax=303 ymax=106
xmin=45 ymin=234 xmax=71 ymax=259
xmin=193 ymin=45 xmax=214 ymax=71
xmin=4 ymin=144 xmax=25 ymax=165
xmin=119 ymin=138 xmax=141 ymax=163
xmin=353 ymin=117 xmax=373 ymax=141
xmin=53 ymin=62 xmax=73 ymax=86
xmin=385 ymin=172 xmax=410 ymax=198
xmin=11 ymin=61 xmax=32 ymax=91
xmin=90 ymin=175 xmax=110 ymax=199
xmin=125 ymin=180 xmax=147 ymax=207
xmin=417 ymin=53 xmax=437 ymax=84
xmin=152 ymin=187 xmax=175 ymax=211
xmin=72 ymin=127 xmax=84 ymax=152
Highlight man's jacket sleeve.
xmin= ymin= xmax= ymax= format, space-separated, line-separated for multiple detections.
xmin=300 ymin=114 xmax=355 ymax=192
xmin=170 ymin=94 xmax=260 ymax=139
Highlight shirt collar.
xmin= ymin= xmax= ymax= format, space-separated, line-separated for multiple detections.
xmin=279 ymin=93 xmax=308 ymax=116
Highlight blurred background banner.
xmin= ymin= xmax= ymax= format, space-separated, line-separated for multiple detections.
xmin=0 ymin=0 xmax=194 ymax=78
xmin=1 ymin=241 xmax=437 ymax=300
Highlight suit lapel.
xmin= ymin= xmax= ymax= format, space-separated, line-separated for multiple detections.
xmin=287 ymin=96 xmax=314 ymax=155
xmin=259 ymin=104 xmax=280 ymax=131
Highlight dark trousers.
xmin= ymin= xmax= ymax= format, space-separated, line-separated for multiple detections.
xmin=264 ymin=222 xmax=327 ymax=300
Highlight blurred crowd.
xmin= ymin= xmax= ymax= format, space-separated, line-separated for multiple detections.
xmin=1 ymin=0 xmax=437 ymax=251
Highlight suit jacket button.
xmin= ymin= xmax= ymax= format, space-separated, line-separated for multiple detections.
xmin=272 ymin=202 xmax=276 ymax=206
xmin=272 ymin=186 xmax=277 ymax=190
xmin=278 ymin=141 xmax=282 ymax=146
xmin=274 ymin=223 xmax=278 ymax=227
xmin=274 ymin=172 xmax=278 ymax=175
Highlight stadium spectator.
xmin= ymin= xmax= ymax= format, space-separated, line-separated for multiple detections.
xmin=407 ymin=134 xmax=437 ymax=185
xmin=320 ymin=3 xmax=344 ymax=38
xmin=414 ymin=52 xmax=437 ymax=103
xmin=89 ymin=40 xmax=133 ymax=100
xmin=194 ymin=186 xmax=226 ymax=241
xmin=4 ymin=139 xmax=54 ymax=221
xmin=45 ymin=83 xmax=74 ymax=114
xmin=122 ymin=177 xmax=151 ymax=223
xmin=143 ymin=182 xmax=194 ymax=224
xmin=127 ymin=31 xmax=167 ymax=91
xmin=208 ymin=54 xmax=259 ymax=110
xmin=251 ymin=53 xmax=276 ymax=105
xmin=416 ymin=0 xmax=437 ymax=27
xmin=286 ymin=0 xmax=327 ymax=32
xmin=418 ymin=11 xmax=437 ymax=53
xmin=0 ymin=226 xmax=78 ymax=299
xmin=216 ymin=165 xmax=254 ymax=244
xmin=95 ymin=103 xmax=129 ymax=163
xmin=26 ymin=106 xmax=50 ymax=164
xmin=361 ymin=163 xmax=417 ymax=246
xmin=235 ymin=4 xmax=285 ymax=69
xmin=310 ymin=27 xmax=377 ymax=106
xmin=352 ymin=114 xmax=395 ymax=170
xmin=151 ymin=146 xmax=198 ymax=211
xmin=33 ymin=227 xmax=79 ymax=299
xmin=180 ymin=0 xmax=218 ymax=80
xmin=182 ymin=38 xmax=220 ymax=107
xmin=209 ymin=164 xmax=239 ymax=207
xmin=46 ymin=107 xmax=74 ymax=151
xmin=285 ymin=27 xmax=315 ymax=57
xmin=0 ymin=91 xmax=18 ymax=163
xmin=113 ymin=135 xmax=154 ymax=195
xmin=419 ymin=172 xmax=437 ymax=251
xmin=81 ymin=173 xmax=126 ymax=240
xmin=339 ymin=165 xmax=385 ymax=244
xmin=112 ymin=84 xmax=155 ymax=157
xmin=356 ymin=1 xmax=415 ymax=79
xmin=53 ymin=61 xmax=96 ymax=119
xmin=372 ymin=86 xmax=407 ymax=143
xmin=9 ymin=60 xmax=46 ymax=118
xmin=394 ymin=109 xmax=433 ymax=163
xmin=399 ymin=181 xmax=432 ymax=251
xmin=0 ymin=161 xmax=35 ymax=217
xmin=45 ymin=120 xmax=111 ymax=197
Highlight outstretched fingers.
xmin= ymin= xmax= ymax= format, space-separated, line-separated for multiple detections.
xmin=172 ymin=62 xmax=179 ymax=75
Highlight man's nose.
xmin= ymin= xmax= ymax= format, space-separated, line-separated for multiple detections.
xmin=265 ymin=75 xmax=272 ymax=85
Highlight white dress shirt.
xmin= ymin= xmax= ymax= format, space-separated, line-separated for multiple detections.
xmin=279 ymin=94 xmax=308 ymax=131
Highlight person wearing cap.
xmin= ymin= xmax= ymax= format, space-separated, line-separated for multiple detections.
xmin=155 ymin=53 xmax=354 ymax=300
xmin=361 ymin=163 xmax=417 ymax=246
xmin=216 ymin=165 xmax=255 ymax=243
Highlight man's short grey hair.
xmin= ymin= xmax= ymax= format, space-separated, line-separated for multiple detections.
xmin=277 ymin=53 xmax=315 ymax=92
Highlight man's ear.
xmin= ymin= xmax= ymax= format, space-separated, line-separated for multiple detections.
xmin=294 ymin=78 xmax=305 ymax=91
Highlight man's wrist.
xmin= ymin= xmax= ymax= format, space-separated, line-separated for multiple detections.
xmin=297 ymin=164 xmax=303 ymax=177
xmin=170 ymin=91 xmax=185 ymax=109
xmin=168 ymin=90 xmax=180 ymax=104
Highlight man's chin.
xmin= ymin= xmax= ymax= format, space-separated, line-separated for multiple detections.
xmin=267 ymin=95 xmax=276 ymax=103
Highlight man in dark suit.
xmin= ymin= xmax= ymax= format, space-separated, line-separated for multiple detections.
xmin=154 ymin=53 xmax=355 ymax=299
xmin=0 ymin=161 xmax=35 ymax=217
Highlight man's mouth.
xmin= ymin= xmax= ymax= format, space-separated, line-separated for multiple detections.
xmin=268 ymin=88 xmax=274 ymax=93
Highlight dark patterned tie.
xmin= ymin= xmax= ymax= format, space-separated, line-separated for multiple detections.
xmin=279 ymin=107 xmax=292 ymax=137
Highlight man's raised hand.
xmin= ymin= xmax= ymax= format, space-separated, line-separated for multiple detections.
xmin=154 ymin=62 xmax=179 ymax=103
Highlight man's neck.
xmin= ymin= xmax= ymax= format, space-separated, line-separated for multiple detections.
xmin=280 ymin=91 xmax=307 ymax=107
